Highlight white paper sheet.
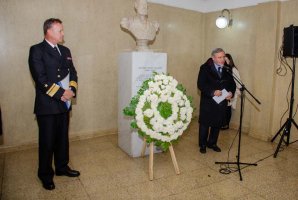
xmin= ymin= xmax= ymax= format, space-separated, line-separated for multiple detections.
xmin=213 ymin=89 xmax=229 ymax=104
xmin=58 ymin=73 xmax=71 ymax=109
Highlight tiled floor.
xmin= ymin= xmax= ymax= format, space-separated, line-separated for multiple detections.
xmin=1 ymin=121 xmax=298 ymax=199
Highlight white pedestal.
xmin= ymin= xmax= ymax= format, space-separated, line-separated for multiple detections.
xmin=118 ymin=52 xmax=167 ymax=157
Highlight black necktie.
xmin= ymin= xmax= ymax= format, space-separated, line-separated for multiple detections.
xmin=217 ymin=67 xmax=222 ymax=78
xmin=53 ymin=46 xmax=61 ymax=56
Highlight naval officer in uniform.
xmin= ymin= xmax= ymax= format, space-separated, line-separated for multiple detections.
xmin=29 ymin=18 xmax=79 ymax=190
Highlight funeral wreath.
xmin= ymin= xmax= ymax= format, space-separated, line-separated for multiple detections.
xmin=123 ymin=72 xmax=194 ymax=151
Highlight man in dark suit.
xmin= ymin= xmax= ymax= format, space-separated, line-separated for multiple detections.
xmin=197 ymin=48 xmax=236 ymax=154
xmin=29 ymin=18 xmax=80 ymax=190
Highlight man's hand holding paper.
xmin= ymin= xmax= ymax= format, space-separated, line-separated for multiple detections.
xmin=213 ymin=89 xmax=230 ymax=104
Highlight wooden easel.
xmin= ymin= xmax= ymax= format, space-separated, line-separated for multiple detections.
xmin=141 ymin=138 xmax=180 ymax=180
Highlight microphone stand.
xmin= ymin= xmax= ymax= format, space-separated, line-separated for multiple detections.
xmin=215 ymin=67 xmax=261 ymax=181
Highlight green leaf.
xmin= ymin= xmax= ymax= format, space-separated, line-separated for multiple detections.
xmin=157 ymin=102 xmax=172 ymax=119
xmin=160 ymin=142 xmax=171 ymax=151
xmin=142 ymin=101 xmax=151 ymax=111
xmin=138 ymin=130 xmax=146 ymax=137
xmin=137 ymin=79 xmax=151 ymax=96
xmin=152 ymin=71 xmax=158 ymax=76
xmin=130 ymin=120 xmax=138 ymax=129
xmin=144 ymin=116 xmax=153 ymax=130
xmin=176 ymin=83 xmax=186 ymax=93
xmin=146 ymin=137 xmax=153 ymax=143
xmin=123 ymin=106 xmax=135 ymax=116
xmin=130 ymin=95 xmax=140 ymax=106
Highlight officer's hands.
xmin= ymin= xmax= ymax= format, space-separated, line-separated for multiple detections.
xmin=61 ymin=89 xmax=74 ymax=102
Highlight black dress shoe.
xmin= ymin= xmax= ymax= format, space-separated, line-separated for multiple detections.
xmin=207 ymin=144 xmax=221 ymax=152
xmin=56 ymin=167 xmax=80 ymax=177
xmin=221 ymin=125 xmax=229 ymax=130
xmin=40 ymin=180 xmax=55 ymax=190
xmin=199 ymin=147 xmax=206 ymax=154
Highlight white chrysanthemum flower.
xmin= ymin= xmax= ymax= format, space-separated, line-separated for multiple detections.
xmin=154 ymin=75 xmax=161 ymax=81
xmin=171 ymin=79 xmax=178 ymax=87
xmin=163 ymin=79 xmax=169 ymax=85
xmin=144 ymin=90 xmax=151 ymax=96
xmin=156 ymin=80 xmax=162 ymax=86
xmin=139 ymin=95 xmax=146 ymax=103
xmin=180 ymin=114 xmax=186 ymax=121
xmin=144 ymin=109 xmax=154 ymax=118
xmin=149 ymin=94 xmax=158 ymax=103
xmin=178 ymin=99 xmax=185 ymax=107
xmin=185 ymin=100 xmax=191 ymax=107
xmin=160 ymin=95 xmax=168 ymax=102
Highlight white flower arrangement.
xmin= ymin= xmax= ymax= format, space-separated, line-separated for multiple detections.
xmin=123 ymin=72 xmax=193 ymax=150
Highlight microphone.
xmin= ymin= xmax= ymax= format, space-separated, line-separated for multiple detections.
xmin=222 ymin=65 xmax=232 ymax=73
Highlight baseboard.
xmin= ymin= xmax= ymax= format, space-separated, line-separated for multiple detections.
xmin=0 ymin=129 xmax=117 ymax=154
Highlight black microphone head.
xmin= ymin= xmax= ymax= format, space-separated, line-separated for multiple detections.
xmin=223 ymin=65 xmax=232 ymax=72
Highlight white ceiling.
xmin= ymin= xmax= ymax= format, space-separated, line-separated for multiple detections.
xmin=147 ymin=0 xmax=287 ymax=13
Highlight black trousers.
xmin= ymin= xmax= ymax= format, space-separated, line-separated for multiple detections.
xmin=36 ymin=112 xmax=69 ymax=181
xmin=199 ymin=124 xmax=220 ymax=148
xmin=224 ymin=105 xmax=232 ymax=127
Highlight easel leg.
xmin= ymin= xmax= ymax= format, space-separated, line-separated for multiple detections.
xmin=169 ymin=145 xmax=180 ymax=175
xmin=149 ymin=142 xmax=154 ymax=180
xmin=141 ymin=137 xmax=146 ymax=157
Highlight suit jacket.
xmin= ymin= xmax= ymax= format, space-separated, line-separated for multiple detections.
xmin=197 ymin=58 xmax=236 ymax=127
xmin=29 ymin=40 xmax=78 ymax=115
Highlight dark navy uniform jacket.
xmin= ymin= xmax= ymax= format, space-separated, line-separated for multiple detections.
xmin=29 ymin=40 xmax=78 ymax=115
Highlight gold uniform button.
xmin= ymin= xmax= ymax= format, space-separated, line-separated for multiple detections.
xmin=57 ymin=75 xmax=61 ymax=78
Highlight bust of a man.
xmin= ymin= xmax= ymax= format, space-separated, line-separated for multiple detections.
xmin=120 ymin=0 xmax=159 ymax=51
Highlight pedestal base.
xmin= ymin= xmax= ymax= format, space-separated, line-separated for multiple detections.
xmin=118 ymin=51 xmax=167 ymax=157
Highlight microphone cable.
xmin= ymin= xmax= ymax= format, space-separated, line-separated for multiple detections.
xmin=276 ymin=43 xmax=292 ymax=76
xmin=276 ymin=46 xmax=297 ymax=139
xmin=218 ymin=97 xmax=246 ymax=175
xmin=217 ymin=96 xmax=286 ymax=175
xmin=218 ymin=128 xmax=240 ymax=174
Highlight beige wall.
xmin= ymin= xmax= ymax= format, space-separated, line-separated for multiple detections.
xmin=1 ymin=0 xmax=298 ymax=149
xmin=0 ymin=0 xmax=203 ymax=148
